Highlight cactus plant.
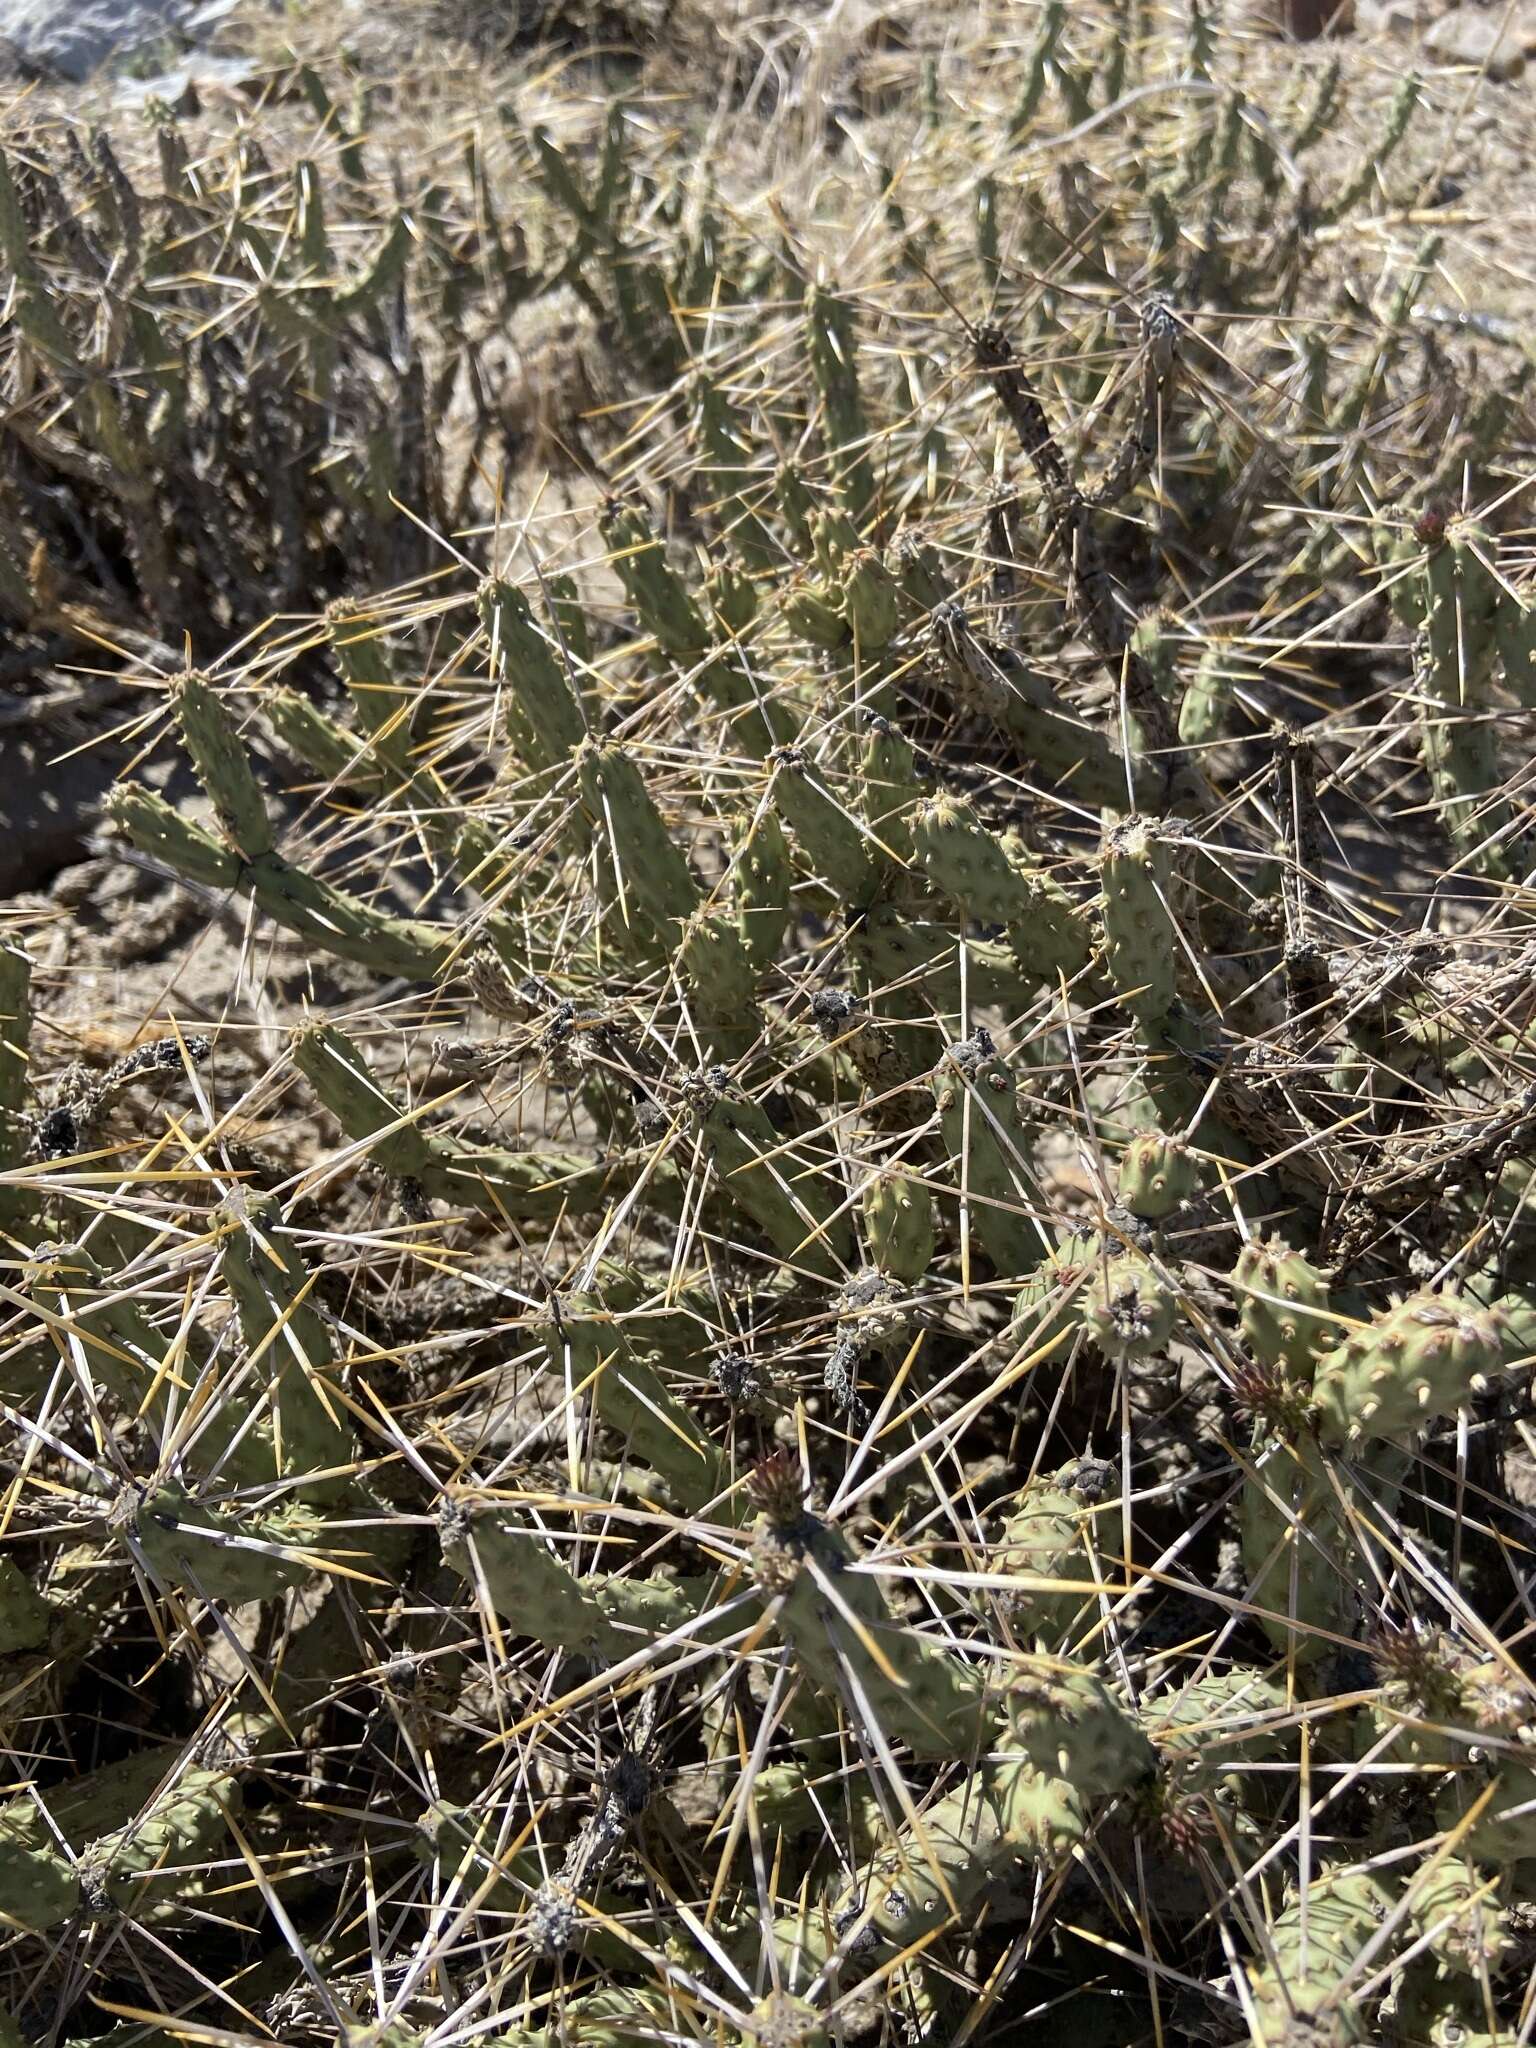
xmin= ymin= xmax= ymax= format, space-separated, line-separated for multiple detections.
xmin=5 ymin=18 xmax=1536 ymax=2048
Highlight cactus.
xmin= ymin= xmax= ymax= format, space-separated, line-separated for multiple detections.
xmin=1233 ymin=1238 xmax=1336 ymax=1387
xmin=861 ymin=1167 xmax=936 ymax=1282
xmin=1099 ymin=818 xmax=1180 ymax=1023
xmin=994 ymin=1465 xmax=1115 ymax=1645
xmin=13 ymin=28 xmax=1536 ymax=2048
xmin=1117 ymin=1131 xmax=1200 ymax=1220
xmin=1079 ymin=1249 xmax=1179 ymax=1362
xmin=750 ymin=1457 xmax=988 ymax=1757
xmin=1312 ymin=1290 xmax=1511 ymax=1446
xmin=933 ymin=1029 xmax=1043 ymax=1279
xmin=1244 ymin=1865 xmax=1397 ymax=2045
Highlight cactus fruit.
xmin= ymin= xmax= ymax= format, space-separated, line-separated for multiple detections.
xmin=1312 ymin=1291 xmax=1511 ymax=1446
xmin=1079 ymin=1249 xmax=1179 ymax=1361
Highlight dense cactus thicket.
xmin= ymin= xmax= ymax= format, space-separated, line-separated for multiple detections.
xmin=6 ymin=4 xmax=1536 ymax=2045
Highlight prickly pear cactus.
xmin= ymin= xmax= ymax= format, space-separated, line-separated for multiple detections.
xmin=4 ymin=13 xmax=1536 ymax=2048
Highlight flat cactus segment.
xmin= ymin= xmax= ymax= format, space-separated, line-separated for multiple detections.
xmin=751 ymin=1474 xmax=988 ymax=1758
xmin=1232 ymin=1238 xmax=1336 ymax=1385
xmin=732 ymin=808 xmax=794 ymax=967
xmin=993 ymin=1463 xmax=1116 ymax=1646
xmin=912 ymin=791 xmax=1037 ymax=926
xmin=107 ymin=783 xmax=242 ymax=891
xmin=168 ymin=672 xmax=274 ymax=862
xmin=688 ymin=1067 xmax=853 ymax=1278
xmin=123 ymin=1484 xmax=330 ymax=1604
xmin=1244 ymin=1865 xmax=1396 ymax=2046
xmin=1099 ymin=817 xmax=1179 ymax=1022
xmin=1312 ymin=1290 xmax=1511 ymax=1445
xmin=933 ymin=1030 xmax=1042 ymax=1279
xmin=541 ymin=1303 xmax=727 ymax=1513
xmin=478 ymin=576 xmax=587 ymax=767
xmin=578 ymin=737 xmax=701 ymax=929
xmin=0 ymin=1558 xmax=49 ymax=1657
xmin=217 ymin=1190 xmax=354 ymax=1494
xmin=439 ymin=1499 xmax=733 ymax=1659
xmin=292 ymin=1022 xmax=618 ymax=1220
xmin=861 ymin=1168 xmax=935 ymax=1282
xmin=1004 ymin=1658 xmax=1154 ymax=1797
xmin=768 ymin=747 xmax=876 ymax=902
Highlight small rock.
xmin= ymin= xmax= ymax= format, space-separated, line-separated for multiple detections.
xmin=1357 ymin=0 xmax=1425 ymax=35
xmin=0 ymin=0 xmax=193 ymax=80
xmin=1423 ymin=6 xmax=1531 ymax=75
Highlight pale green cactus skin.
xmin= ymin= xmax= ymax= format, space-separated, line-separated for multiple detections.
xmin=691 ymin=1068 xmax=854 ymax=1279
xmin=293 ymin=1021 xmax=620 ymax=1221
xmin=858 ymin=718 xmax=924 ymax=864
xmin=1117 ymin=1132 xmax=1200 ymax=1219
xmin=933 ymin=1031 xmax=1041 ymax=1279
xmin=440 ymin=1499 xmax=736 ymax=1660
xmin=1311 ymin=1290 xmax=1510 ymax=1446
xmin=578 ymin=736 xmax=701 ymax=938
xmin=265 ymin=687 xmax=387 ymax=791
xmin=1003 ymin=1658 xmax=1154 ymax=1796
xmin=1177 ymin=642 xmax=1235 ymax=746
xmin=1394 ymin=1966 xmax=1508 ymax=2048
xmin=862 ymin=1168 xmax=936 ymax=1282
xmin=993 ymin=1466 xmax=1115 ymax=1646
xmin=1099 ymin=818 xmax=1179 ymax=1023
xmin=109 ymin=781 xmax=454 ymax=981
xmin=1244 ymin=1865 xmax=1396 ymax=2045
xmin=24 ymin=1239 xmax=170 ymax=1419
xmin=124 ymin=1484 xmax=328 ymax=1604
xmin=169 ymin=672 xmax=275 ymax=861
xmin=0 ymin=1558 xmax=50 ymax=1658
xmin=1405 ymin=1857 xmax=1510 ymax=1977
xmin=1010 ymin=1230 xmax=1104 ymax=1358
xmin=0 ymin=1734 xmax=260 ymax=1932
xmin=1239 ymin=1432 xmax=1405 ymax=1667
xmin=478 ymin=575 xmax=586 ymax=770
xmin=760 ymin=1752 xmax=1086 ymax=1987
xmin=753 ymin=1503 xmax=988 ymax=1758
xmin=1233 ymin=1238 xmax=1336 ymax=1386
xmin=914 ymin=790 xmax=1036 ymax=925
xmin=1389 ymin=517 xmax=1531 ymax=879
xmin=805 ymin=285 xmax=873 ymax=516
xmin=732 ymin=808 xmax=795 ymax=968
xmin=218 ymin=1189 xmax=354 ymax=1497
xmin=768 ymin=747 xmax=875 ymax=903
xmin=540 ymin=1301 xmax=728 ymax=1514
xmin=1145 ymin=1667 xmax=1293 ymax=1803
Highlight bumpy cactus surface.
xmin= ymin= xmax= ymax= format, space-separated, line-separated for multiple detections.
xmin=4 ymin=11 xmax=1536 ymax=2048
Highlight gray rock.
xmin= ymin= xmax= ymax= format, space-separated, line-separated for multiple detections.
xmin=1423 ymin=3 xmax=1536 ymax=76
xmin=0 ymin=0 xmax=194 ymax=80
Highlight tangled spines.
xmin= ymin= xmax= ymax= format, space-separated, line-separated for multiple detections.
xmin=4 ymin=11 xmax=1536 ymax=2048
